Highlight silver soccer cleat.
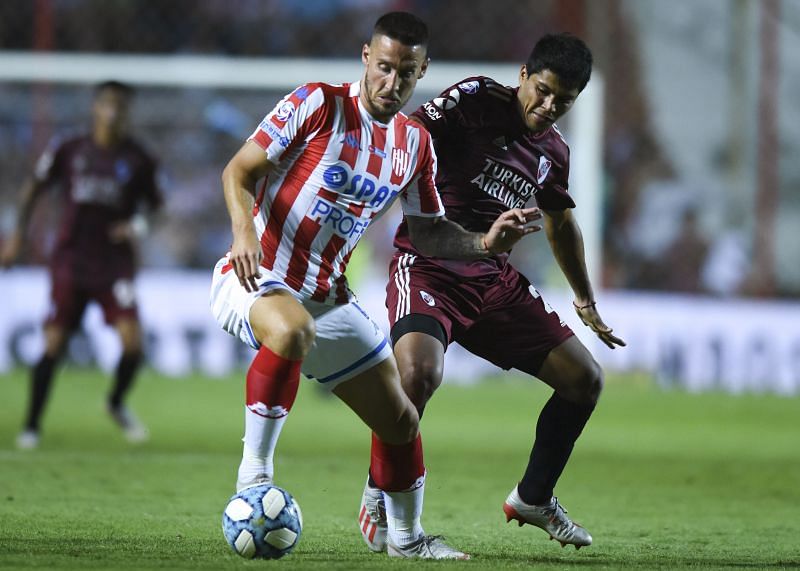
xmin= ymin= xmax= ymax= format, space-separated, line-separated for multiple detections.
xmin=388 ymin=535 xmax=470 ymax=560
xmin=358 ymin=479 xmax=388 ymax=552
xmin=503 ymin=486 xmax=592 ymax=549
xmin=235 ymin=473 xmax=271 ymax=493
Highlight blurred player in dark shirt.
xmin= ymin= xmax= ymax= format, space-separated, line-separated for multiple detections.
xmin=359 ymin=34 xmax=625 ymax=552
xmin=1 ymin=81 xmax=163 ymax=449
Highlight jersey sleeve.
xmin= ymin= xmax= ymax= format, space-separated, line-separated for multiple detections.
xmin=247 ymin=83 xmax=328 ymax=165
xmin=410 ymin=76 xmax=496 ymax=140
xmin=399 ymin=128 xmax=445 ymax=218
xmin=33 ymin=136 xmax=67 ymax=186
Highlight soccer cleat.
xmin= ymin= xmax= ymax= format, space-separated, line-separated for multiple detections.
xmin=388 ymin=535 xmax=470 ymax=560
xmin=15 ymin=429 xmax=40 ymax=450
xmin=503 ymin=486 xmax=592 ymax=549
xmin=107 ymin=403 xmax=149 ymax=443
xmin=236 ymin=473 xmax=272 ymax=493
xmin=358 ymin=480 xmax=387 ymax=552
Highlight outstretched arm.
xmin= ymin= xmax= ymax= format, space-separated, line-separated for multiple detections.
xmin=222 ymin=140 xmax=274 ymax=292
xmin=406 ymin=207 xmax=542 ymax=260
xmin=0 ymin=178 xmax=44 ymax=268
xmin=543 ymin=208 xmax=625 ymax=349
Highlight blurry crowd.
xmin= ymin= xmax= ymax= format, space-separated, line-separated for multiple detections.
xmin=1 ymin=0 xmax=796 ymax=298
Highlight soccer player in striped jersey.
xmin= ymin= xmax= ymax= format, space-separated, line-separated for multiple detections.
xmin=210 ymin=12 xmax=541 ymax=560
xmin=360 ymin=34 xmax=627 ymax=551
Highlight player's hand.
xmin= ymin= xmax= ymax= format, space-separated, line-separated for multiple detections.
xmin=483 ymin=207 xmax=542 ymax=254
xmin=573 ymin=302 xmax=626 ymax=349
xmin=0 ymin=233 xmax=22 ymax=268
xmin=230 ymin=232 xmax=263 ymax=293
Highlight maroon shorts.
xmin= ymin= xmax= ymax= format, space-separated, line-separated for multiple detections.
xmin=46 ymin=274 xmax=139 ymax=331
xmin=386 ymin=252 xmax=574 ymax=375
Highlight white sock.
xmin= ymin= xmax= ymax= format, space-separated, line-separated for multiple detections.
xmin=237 ymin=405 xmax=287 ymax=484
xmin=384 ymin=476 xmax=425 ymax=546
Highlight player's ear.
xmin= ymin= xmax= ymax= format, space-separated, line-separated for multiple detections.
xmin=519 ymin=64 xmax=528 ymax=82
xmin=418 ymin=57 xmax=430 ymax=79
xmin=362 ymin=43 xmax=370 ymax=65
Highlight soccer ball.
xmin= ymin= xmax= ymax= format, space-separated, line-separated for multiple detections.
xmin=221 ymin=484 xmax=303 ymax=559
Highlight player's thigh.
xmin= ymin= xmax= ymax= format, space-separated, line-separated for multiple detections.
xmin=332 ymin=355 xmax=418 ymax=445
xmin=537 ymin=336 xmax=603 ymax=405
xmin=46 ymin=277 xmax=89 ymax=338
xmin=209 ymin=256 xmax=312 ymax=356
xmin=392 ymin=328 xmax=446 ymax=406
xmin=249 ymin=292 xmax=315 ymax=359
xmin=456 ymin=272 xmax=573 ymax=374
xmin=113 ymin=316 xmax=143 ymax=354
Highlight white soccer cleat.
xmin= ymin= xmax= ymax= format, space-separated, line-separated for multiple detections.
xmin=388 ymin=535 xmax=470 ymax=560
xmin=503 ymin=486 xmax=592 ymax=549
xmin=236 ymin=473 xmax=272 ymax=493
xmin=358 ymin=480 xmax=387 ymax=552
xmin=108 ymin=404 xmax=149 ymax=443
xmin=15 ymin=429 xmax=40 ymax=450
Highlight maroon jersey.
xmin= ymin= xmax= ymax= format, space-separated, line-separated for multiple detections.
xmin=395 ymin=76 xmax=574 ymax=277
xmin=34 ymin=133 xmax=162 ymax=286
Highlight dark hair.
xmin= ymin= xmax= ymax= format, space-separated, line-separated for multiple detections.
xmin=526 ymin=33 xmax=593 ymax=91
xmin=372 ymin=11 xmax=428 ymax=47
xmin=94 ymin=80 xmax=135 ymax=98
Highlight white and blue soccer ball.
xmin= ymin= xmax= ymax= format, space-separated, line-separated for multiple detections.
xmin=222 ymin=484 xmax=303 ymax=559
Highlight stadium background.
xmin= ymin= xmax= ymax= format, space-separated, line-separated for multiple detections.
xmin=2 ymin=0 xmax=799 ymax=393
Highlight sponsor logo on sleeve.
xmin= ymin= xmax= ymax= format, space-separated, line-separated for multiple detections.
xmin=275 ymin=100 xmax=296 ymax=122
xmin=422 ymin=101 xmax=442 ymax=121
xmin=458 ymin=80 xmax=480 ymax=94
xmin=433 ymin=88 xmax=460 ymax=110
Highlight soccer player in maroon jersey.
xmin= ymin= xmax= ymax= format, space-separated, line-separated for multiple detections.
xmin=211 ymin=12 xmax=542 ymax=559
xmin=1 ymin=81 xmax=162 ymax=450
xmin=359 ymin=33 xmax=626 ymax=551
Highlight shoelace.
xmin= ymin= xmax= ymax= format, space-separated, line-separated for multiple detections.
xmin=544 ymin=498 xmax=576 ymax=535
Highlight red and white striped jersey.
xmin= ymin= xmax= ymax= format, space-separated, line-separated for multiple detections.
xmin=248 ymin=81 xmax=444 ymax=304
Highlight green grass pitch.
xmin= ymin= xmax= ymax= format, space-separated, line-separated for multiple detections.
xmin=1 ymin=367 xmax=798 ymax=570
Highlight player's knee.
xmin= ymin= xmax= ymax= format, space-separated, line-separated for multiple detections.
xmin=580 ymin=360 xmax=604 ymax=406
xmin=375 ymin=400 xmax=419 ymax=445
xmin=399 ymin=360 xmax=442 ymax=410
xmin=254 ymin=313 xmax=316 ymax=358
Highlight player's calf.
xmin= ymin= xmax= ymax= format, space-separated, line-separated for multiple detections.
xmin=503 ymin=486 xmax=592 ymax=548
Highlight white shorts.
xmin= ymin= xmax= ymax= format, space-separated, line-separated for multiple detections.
xmin=210 ymin=256 xmax=391 ymax=388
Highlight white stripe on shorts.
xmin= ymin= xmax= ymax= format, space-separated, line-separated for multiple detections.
xmin=393 ymin=253 xmax=415 ymax=321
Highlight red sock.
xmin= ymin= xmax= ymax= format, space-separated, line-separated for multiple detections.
xmin=246 ymin=344 xmax=302 ymax=418
xmin=369 ymin=433 xmax=425 ymax=492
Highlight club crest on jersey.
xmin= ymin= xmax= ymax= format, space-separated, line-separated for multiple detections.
xmin=537 ymin=155 xmax=552 ymax=184
xmin=275 ymin=100 xmax=296 ymax=122
xmin=419 ymin=290 xmax=436 ymax=306
xmin=458 ymin=80 xmax=480 ymax=94
xmin=392 ymin=148 xmax=410 ymax=178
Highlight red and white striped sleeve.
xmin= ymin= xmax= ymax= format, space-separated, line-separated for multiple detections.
xmin=247 ymin=83 xmax=328 ymax=164
xmin=399 ymin=126 xmax=445 ymax=218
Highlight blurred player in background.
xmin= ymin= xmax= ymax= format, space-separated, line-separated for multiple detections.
xmin=359 ymin=33 xmax=626 ymax=552
xmin=1 ymin=81 xmax=162 ymax=449
xmin=210 ymin=12 xmax=541 ymax=560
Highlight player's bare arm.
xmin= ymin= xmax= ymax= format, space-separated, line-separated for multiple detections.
xmin=222 ymin=140 xmax=274 ymax=292
xmin=406 ymin=207 xmax=542 ymax=260
xmin=543 ymin=208 xmax=625 ymax=349
xmin=0 ymin=178 xmax=44 ymax=268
